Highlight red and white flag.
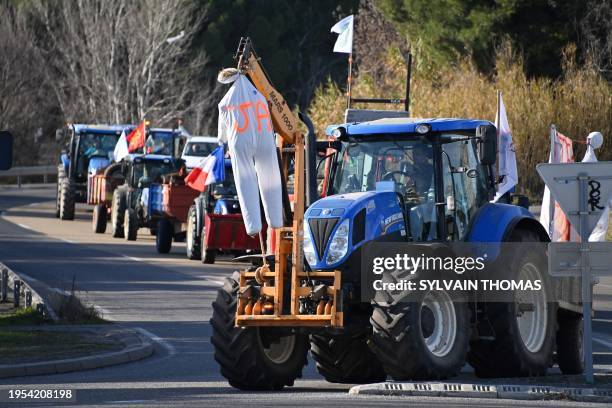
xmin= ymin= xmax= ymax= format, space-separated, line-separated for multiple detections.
xmin=185 ymin=145 xmax=225 ymax=192
xmin=540 ymin=125 xmax=576 ymax=241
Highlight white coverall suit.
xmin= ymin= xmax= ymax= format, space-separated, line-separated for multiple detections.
xmin=218 ymin=74 xmax=283 ymax=236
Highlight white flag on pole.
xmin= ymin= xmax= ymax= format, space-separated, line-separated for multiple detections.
xmin=331 ymin=15 xmax=354 ymax=54
xmin=113 ymin=130 xmax=129 ymax=162
xmin=493 ymin=93 xmax=518 ymax=201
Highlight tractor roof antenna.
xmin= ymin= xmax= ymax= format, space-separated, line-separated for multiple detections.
xmin=346 ymin=48 xmax=412 ymax=115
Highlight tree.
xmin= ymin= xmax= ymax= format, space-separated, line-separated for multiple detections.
xmin=377 ymin=0 xmax=588 ymax=78
xmin=27 ymin=0 xmax=214 ymax=127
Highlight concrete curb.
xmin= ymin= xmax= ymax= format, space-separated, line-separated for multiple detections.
xmin=0 ymin=326 xmax=154 ymax=379
xmin=349 ymin=381 xmax=612 ymax=403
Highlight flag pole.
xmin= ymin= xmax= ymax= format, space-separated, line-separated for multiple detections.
xmin=495 ymin=90 xmax=501 ymax=186
xmin=346 ymin=53 xmax=353 ymax=110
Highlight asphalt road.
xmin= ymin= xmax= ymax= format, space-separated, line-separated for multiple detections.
xmin=0 ymin=185 xmax=611 ymax=407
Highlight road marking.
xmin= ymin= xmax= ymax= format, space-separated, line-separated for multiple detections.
xmin=122 ymin=255 xmax=143 ymax=262
xmin=18 ymin=223 xmax=31 ymax=230
xmin=52 ymin=288 xmax=71 ymax=296
xmin=105 ymin=401 xmax=149 ymax=405
xmin=135 ymin=327 xmax=177 ymax=356
xmin=94 ymin=304 xmax=112 ymax=317
xmin=16 ymin=272 xmax=38 ymax=283
xmin=593 ymin=336 xmax=612 ymax=349
xmin=61 ymin=238 xmax=76 ymax=244
xmin=28 ymin=202 xmax=39 ymax=207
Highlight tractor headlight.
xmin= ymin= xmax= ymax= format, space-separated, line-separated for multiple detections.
xmin=326 ymin=219 xmax=349 ymax=264
xmin=303 ymin=222 xmax=317 ymax=266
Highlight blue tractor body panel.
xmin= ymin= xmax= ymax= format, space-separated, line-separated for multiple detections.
xmin=326 ymin=117 xmax=494 ymax=137
xmin=305 ymin=190 xmax=405 ymax=269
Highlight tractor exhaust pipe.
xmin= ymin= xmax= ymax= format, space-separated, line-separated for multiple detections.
xmin=299 ymin=112 xmax=318 ymax=208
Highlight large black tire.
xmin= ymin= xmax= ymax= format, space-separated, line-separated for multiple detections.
xmin=124 ymin=208 xmax=138 ymax=241
xmin=201 ymin=225 xmax=216 ymax=264
xmin=55 ymin=181 xmax=61 ymax=218
xmin=111 ymin=189 xmax=126 ymax=238
xmin=59 ymin=180 xmax=75 ymax=220
xmin=556 ymin=312 xmax=584 ymax=375
xmin=185 ymin=205 xmax=201 ymax=260
xmin=370 ymin=287 xmax=470 ymax=380
xmin=210 ymin=272 xmax=309 ymax=390
xmin=92 ymin=203 xmax=107 ymax=233
xmin=310 ymin=330 xmax=386 ymax=383
xmin=468 ymin=229 xmax=557 ymax=378
xmin=156 ymin=218 xmax=173 ymax=254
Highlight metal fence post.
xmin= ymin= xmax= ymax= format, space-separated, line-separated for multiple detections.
xmin=25 ymin=290 xmax=32 ymax=308
xmin=17 ymin=175 xmax=21 ymax=188
xmin=13 ymin=280 xmax=21 ymax=307
xmin=1 ymin=268 xmax=7 ymax=302
xmin=43 ymin=173 xmax=48 ymax=184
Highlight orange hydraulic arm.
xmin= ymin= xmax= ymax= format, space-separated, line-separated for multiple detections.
xmin=232 ymin=37 xmax=342 ymax=327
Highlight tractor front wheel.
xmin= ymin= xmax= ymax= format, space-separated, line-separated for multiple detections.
xmin=111 ymin=190 xmax=126 ymax=238
xmin=210 ymin=272 xmax=309 ymax=390
xmin=124 ymin=208 xmax=138 ymax=241
xmin=156 ymin=218 xmax=173 ymax=254
xmin=59 ymin=180 xmax=75 ymax=220
xmin=186 ymin=205 xmax=201 ymax=260
xmin=200 ymin=224 xmax=216 ymax=264
xmin=92 ymin=203 xmax=107 ymax=233
xmin=310 ymin=329 xmax=386 ymax=383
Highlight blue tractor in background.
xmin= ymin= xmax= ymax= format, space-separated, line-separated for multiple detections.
xmin=56 ymin=124 xmax=129 ymax=220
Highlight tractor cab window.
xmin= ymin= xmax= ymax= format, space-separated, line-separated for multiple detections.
xmin=184 ymin=141 xmax=216 ymax=157
xmin=332 ymin=137 xmax=434 ymax=203
xmin=131 ymin=160 xmax=176 ymax=188
xmin=145 ymin=132 xmax=174 ymax=155
xmin=76 ymin=133 xmax=120 ymax=178
xmin=441 ymin=135 xmax=489 ymax=240
xmin=332 ymin=136 xmax=438 ymax=241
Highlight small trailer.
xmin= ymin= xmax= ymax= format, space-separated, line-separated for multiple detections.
xmin=89 ymin=162 xmax=124 ymax=233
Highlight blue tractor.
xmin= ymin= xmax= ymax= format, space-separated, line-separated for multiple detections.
xmin=212 ymin=113 xmax=582 ymax=388
xmin=210 ymin=40 xmax=581 ymax=389
xmin=56 ymin=124 xmax=129 ymax=220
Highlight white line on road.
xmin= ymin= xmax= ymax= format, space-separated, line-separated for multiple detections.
xmin=18 ymin=223 xmax=31 ymax=230
xmin=135 ymin=327 xmax=177 ymax=356
xmin=594 ymin=336 xmax=612 ymax=349
xmin=16 ymin=272 xmax=38 ymax=282
xmin=122 ymin=255 xmax=143 ymax=262
xmin=61 ymin=238 xmax=76 ymax=244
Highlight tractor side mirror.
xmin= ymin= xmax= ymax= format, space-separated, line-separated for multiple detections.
xmin=0 ymin=131 xmax=13 ymax=170
xmin=476 ymin=124 xmax=497 ymax=166
xmin=55 ymin=128 xmax=66 ymax=143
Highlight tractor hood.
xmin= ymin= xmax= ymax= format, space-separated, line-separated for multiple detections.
xmin=304 ymin=190 xmax=406 ymax=269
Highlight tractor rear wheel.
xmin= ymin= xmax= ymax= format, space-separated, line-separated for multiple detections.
xmin=468 ymin=229 xmax=556 ymax=378
xmin=186 ymin=205 xmax=201 ymax=260
xmin=556 ymin=312 xmax=584 ymax=375
xmin=210 ymin=272 xmax=309 ymax=390
xmin=111 ymin=190 xmax=126 ymax=238
xmin=59 ymin=180 xmax=75 ymax=220
xmin=124 ymin=208 xmax=138 ymax=241
xmin=310 ymin=329 xmax=386 ymax=383
xmin=156 ymin=218 xmax=173 ymax=253
xmin=92 ymin=203 xmax=107 ymax=233
xmin=370 ymin=287 xmax=470 ymax=380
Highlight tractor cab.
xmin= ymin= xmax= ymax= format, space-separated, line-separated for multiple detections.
xmin=304 ymin=117 xmax=497 ymax=269
xmin=60 ymin=124 xmax=129 ymax=190
xmin=124 ymin=154 xmax=180 ymax=190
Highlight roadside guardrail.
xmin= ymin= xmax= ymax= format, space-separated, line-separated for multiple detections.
xmin=0 ymin=165 xmax=56 ymax=187
xmin=0 ymin=262 xmax=56 ymax=321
